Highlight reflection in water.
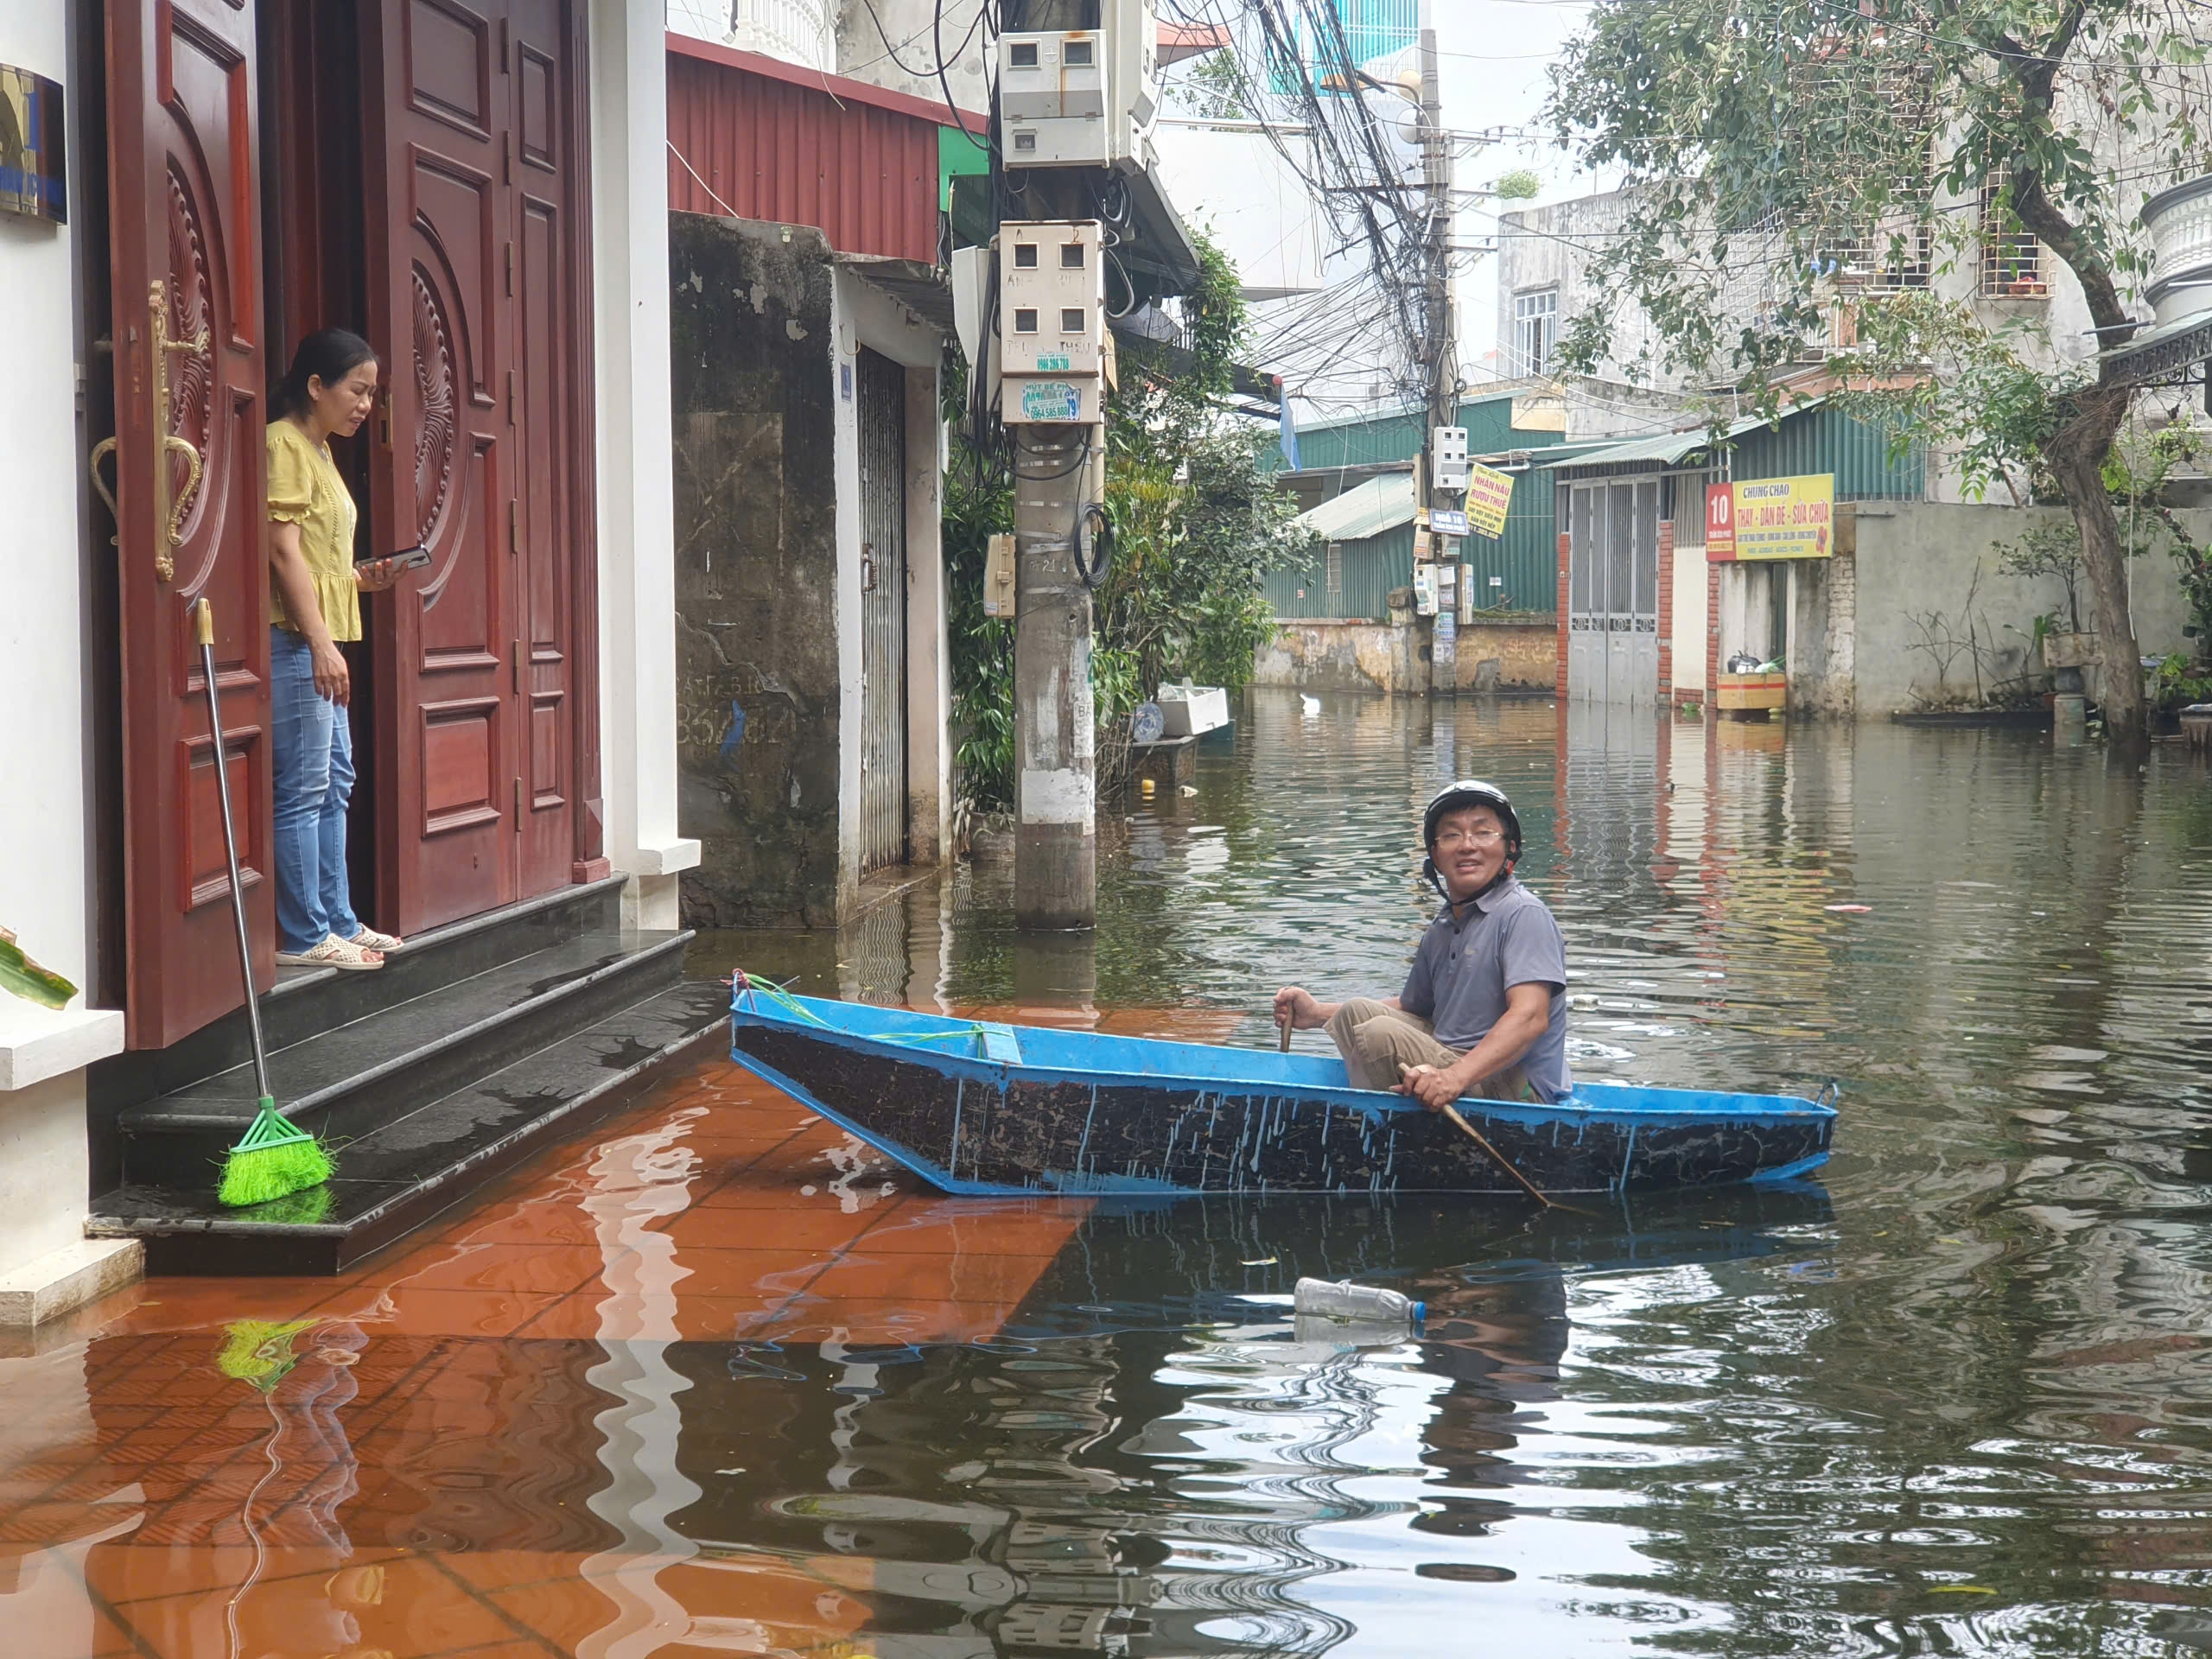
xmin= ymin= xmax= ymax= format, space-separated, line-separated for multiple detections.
xmin=675 ymin=692 xmax=2212 ymax=1653
xmin=577 ymin=1116 xmax=704 ymax=1659
xmin=638 ymin=1187 xmax=1830 ymax=1658
xmin=14 ymin=692 xmax=2212 ymax=1656
xmin=211 ymin=1317 xmax=369 ymax=1658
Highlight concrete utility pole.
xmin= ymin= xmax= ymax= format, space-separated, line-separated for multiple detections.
xmin=999 ymin=0 xmax=1134 ymax=931
xmin=1415 ymin=0 xmax=1456 ymax=696
xmin=1013 ymin=426 xmax=1101 ymax=928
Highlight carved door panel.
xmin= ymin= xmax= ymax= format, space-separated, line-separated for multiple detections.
xmin=509 ymin=0 xmax=579 ymax=898
xmin=101 ymin=0 xmax=272 ymax=1047
xmin=361 ymin=0 xmax=519 ymax=933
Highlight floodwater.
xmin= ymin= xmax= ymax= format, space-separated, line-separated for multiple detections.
xmin=10 ymin=690 xmax=2212 ymax=1657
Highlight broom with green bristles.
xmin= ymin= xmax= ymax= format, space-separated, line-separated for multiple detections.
xmin=196 ymin=599 xmax=334 ymax=1207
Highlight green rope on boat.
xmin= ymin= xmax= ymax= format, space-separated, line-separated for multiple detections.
xmin=731 ymin=970 xmax=834 ymax=1027
xmin=733 ymin=970 xmax=995 ymax=1056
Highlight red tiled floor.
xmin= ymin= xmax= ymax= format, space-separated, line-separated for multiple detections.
xmin=107 ymin=1552 xmax=533 ymax=1658
xmin=368 ymin=1243 xmax=620 ymax=1299
xmin=856 ymin=1196 xmax=1096 ymax=1255
xmin=508 ymin=1286 xmax=801 ymax=1344
xmin=480 ymin=1568 xmax=623 ymax=1651
xmin=802 ymin=1248 xmax=1065 ymax=1307
xmin=653 ymin=1246 xmax=835 ymax=1300
xmin=346 ymin=1287 xmax=575 ymax=1339
xmin=34 ymin=1050 xmax=1104 ymax=1651
xmin=92 ymin=1540 xmax=403 ymax=1606
xmin=744 ymin=1296 xmax=1040 ymax=1346
xmin=436 ymin=1196 xmax=610 ymax=1249
xmin=652 ymin=1198 xmax=911 ymax=1251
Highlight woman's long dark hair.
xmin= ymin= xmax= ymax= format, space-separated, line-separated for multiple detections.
xmin=273 ymin=328 xmax=378 ymax=419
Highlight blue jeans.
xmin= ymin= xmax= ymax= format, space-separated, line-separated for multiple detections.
xmin=270 ymin=626 xmax=363 ymax=953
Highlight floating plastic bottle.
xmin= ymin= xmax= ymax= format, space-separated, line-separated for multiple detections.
xmin=1293 ymin=1276 xmax=1425 ymax=1325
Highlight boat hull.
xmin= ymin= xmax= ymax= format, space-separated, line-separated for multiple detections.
xmin=728 ymin=998 xmax=1834 ymax=1199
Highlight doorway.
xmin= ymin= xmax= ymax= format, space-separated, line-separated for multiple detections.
xmin=1565 ymin=479 xmax=1661 ymax=703
xmin=262 ymin=0 xmax=602 ymax=938
xmin=92 ymin=0 xmax=603 ymax=1048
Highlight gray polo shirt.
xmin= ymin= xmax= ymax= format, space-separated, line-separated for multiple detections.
xmin=1400 ymin=875 xmax=1571 ymax=1102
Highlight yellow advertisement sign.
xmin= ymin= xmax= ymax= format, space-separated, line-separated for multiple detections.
xmin=1726 ymin=474 xmax=1834 ymax=561
xmin=1463 ymin=461 xmax=1515 ymax=540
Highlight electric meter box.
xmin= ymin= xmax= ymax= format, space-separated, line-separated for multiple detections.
xmin=998 ymin=220 xmax=1105 ymax=377
xmin=1000 ymin=30 xmax=1109 ymax=168
xmin=1433 ymin=425 xmax=1471 ymax=488
xmin=1104 ymin=0 xmax=1159 ymax=168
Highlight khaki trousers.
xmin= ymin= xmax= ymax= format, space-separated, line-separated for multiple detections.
xmin=1325 ymin=997 xmax=1533 ymax=1101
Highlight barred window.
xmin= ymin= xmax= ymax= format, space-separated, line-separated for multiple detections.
xmin=1980 ymin=175 xmax=2044 ymax=296
xmin=1325 ymin=542 xmax=1343 ymax=603
xmin=1513 ymin=289 xmax=1559 ymax=378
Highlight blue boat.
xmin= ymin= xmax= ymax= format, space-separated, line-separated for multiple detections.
xmin=728 ymin=987 xmax=1838 ymax=1198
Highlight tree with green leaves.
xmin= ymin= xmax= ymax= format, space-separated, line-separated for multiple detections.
xmin=1548 ymin=0 xmax=2212 ymax=736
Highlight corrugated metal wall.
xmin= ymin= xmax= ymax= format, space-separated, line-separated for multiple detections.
xmin=1263 ymin=524 xmax=1416 ymax=620
xmin=1730 ymin=404 xmax=1925 ymax=499
xmin=1266 ymin=480 xmax=1560 ymax=620
xmin=667 ymin=41 xmax=943 ymax=264
xmin=1457 ymin=478 xmax=1560 ymax=613
xmin=1291 ymin=393 xmax=1567 ymax=473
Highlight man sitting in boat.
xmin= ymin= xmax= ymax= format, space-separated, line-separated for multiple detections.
xmin=1273 ymin=780 xmax=1570 ymax=1108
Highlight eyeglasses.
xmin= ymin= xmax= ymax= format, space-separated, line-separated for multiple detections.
xmin=1435 ymin=829 xmax=1506 ymax=849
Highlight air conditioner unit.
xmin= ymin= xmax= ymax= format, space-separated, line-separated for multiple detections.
xmin=1000 ymin=30 xmax=1109 ymax=168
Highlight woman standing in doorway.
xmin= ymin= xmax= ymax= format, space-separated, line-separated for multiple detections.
xmin=267 ymin=328 xmax=409 ymax=970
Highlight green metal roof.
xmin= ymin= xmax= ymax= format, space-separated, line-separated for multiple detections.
xmin=1537 ymin=410 xmax=1782 ymax=471
xmin=1296 ymin=473 xmax=1417 ymax=541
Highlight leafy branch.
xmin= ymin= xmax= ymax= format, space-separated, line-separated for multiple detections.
xmin=1 ymin=926 xmax=77 ymax=1010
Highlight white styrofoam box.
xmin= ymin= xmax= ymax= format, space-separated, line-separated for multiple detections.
xmin=1155 ymin=683 xmax=1230 ymax=736
xmin=999 ymin=221 xmax=1104 ymax=376
xmin=1002 ymin=373 xmax=1106 ymax=426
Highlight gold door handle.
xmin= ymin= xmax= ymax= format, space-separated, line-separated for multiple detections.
xmin=148 ymin=278 xmax=210 ymax=583
xmin=88 ymin=438 xmax=119 ymax=547
xmin=161 ymin=432 xmax=204 ymax=569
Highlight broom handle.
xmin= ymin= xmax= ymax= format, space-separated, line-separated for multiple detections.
xmin=196 ymin=600 xmax=271 ymax=1103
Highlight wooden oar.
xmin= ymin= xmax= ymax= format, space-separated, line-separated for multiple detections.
xmin=1400 ymin=1064 xmax=1578 ymax=1211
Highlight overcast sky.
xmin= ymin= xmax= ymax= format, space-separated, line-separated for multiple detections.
xmin=1154 ymin=0 xmax=1599 ymax=420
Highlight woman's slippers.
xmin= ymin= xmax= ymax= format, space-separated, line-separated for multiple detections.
xmin=346 ymin=925 xmax=406 ymax=954
xmin=276 ymin=934 xmax=385 ymax=971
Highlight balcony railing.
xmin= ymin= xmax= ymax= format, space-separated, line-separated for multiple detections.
xmin=669 ymin=0 xmax=833 ymax=71
xmin=2143 ymin=175 xmax=2212 ymax=327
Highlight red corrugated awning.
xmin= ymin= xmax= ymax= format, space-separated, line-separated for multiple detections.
xmin=666 ymin=33 xmax=982 ymax=265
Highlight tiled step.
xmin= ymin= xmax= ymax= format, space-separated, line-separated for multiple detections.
xmin=116 ymin=929 xmax=691 ymax=1192
xmin=88 ymin=978 xmax=733 ymax=1274
xmin=91 ymin=876 xmax=630 ymax=1122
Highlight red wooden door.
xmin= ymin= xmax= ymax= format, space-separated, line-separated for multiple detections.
xmin=101 ymin=0 xmax=272 ymax=1048
xmin=510 ymin=0 xmax=582 ymax=898
xmin=361 ymin=0 xmax=520 ymax=934
xmin=360 ymin=0 xmax=588 ymax=933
